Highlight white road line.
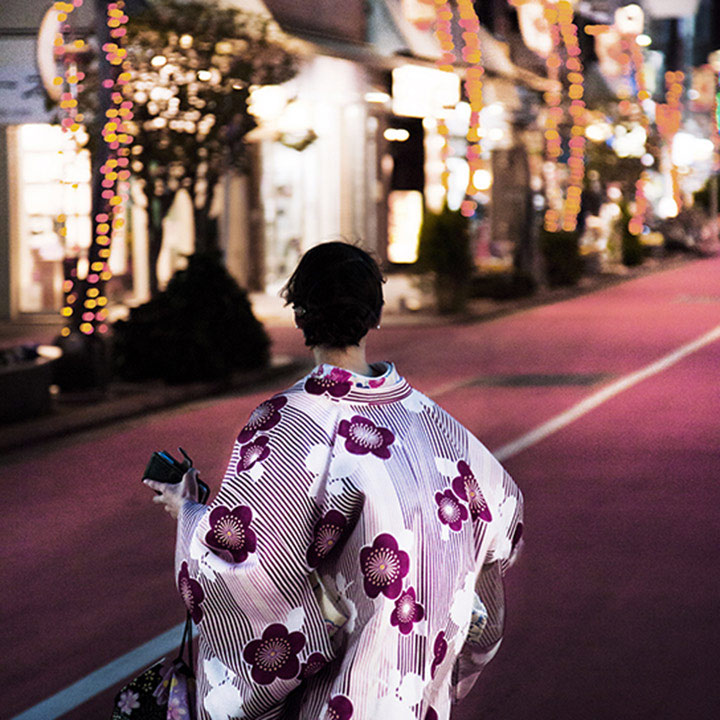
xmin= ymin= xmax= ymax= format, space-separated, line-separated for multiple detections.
xmin=493 ymin=323 xmax=720 ymax=462
xmin=13 ymin=323 xmax=720 ymax=720
xmin=10 ymin=621 xmax=197 ymax=720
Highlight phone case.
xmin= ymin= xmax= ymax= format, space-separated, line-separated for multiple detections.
xmin=143 ymin=448 xmax=211 ymax=504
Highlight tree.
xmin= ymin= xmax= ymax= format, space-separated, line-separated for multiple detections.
xmin=123 ymin=0 xmax=298 ymax=294
xmin=58 ymin=0 xmax=299 ymax=296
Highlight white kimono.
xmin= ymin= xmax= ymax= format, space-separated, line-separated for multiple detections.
xmin=175 ymin=362 xmax=523 ymax=720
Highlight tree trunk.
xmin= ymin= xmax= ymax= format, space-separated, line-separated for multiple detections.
xmin=147 ymin=191 xmax=174 ymax=297
xmin=194 ymin=175 xmax=219 ymax=255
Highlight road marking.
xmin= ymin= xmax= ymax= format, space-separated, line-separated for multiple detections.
xmin=493 ymin=323 xmax=720 ymax=462
xmin=13 ymin=323 xmax=720 ymax=719
xmin=10 ymin=621 xmax=197 ymax=720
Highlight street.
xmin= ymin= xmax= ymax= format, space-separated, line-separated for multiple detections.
xmin=3 ymin=256 xmax=720 ymax=720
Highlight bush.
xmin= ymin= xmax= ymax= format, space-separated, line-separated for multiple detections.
xmin=471 ymin=271 xmax=536 ymax=299
xmin=693 ymin=176 xmax=720 ymax=211
xmin=113 ymin=252 xmax=270 ymax=383
xmin=415 ymin=204 xmax=473 ymax=312
xmin=539 ymin=228 xmax=583 ymax=286
xmin=416 ymin=204 xmax=472 ymax=279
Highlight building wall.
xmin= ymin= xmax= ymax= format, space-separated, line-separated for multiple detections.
xmin=1 ymin=0 xmax=93 ymax=30
xmin=0 ymin=129 xmax=11 ymax=319
xmin=264 ymin=0 xmax=367 ymax=42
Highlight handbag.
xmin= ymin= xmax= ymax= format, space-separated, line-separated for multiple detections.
xmin=111 ymin=612 xmax=197 ymax=720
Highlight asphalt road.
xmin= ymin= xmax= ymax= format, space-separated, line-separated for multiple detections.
xmin=3 ymin=256 xmax=719 ymax=719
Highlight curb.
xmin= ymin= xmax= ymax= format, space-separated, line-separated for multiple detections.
xmin=0 ymin=356 xmax=311 ymax=455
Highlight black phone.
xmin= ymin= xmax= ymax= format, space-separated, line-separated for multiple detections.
xmin=143 ymin=446 xmax=210 ymax=504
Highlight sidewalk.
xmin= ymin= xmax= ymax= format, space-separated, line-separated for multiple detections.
xmin=0 ymin=254 xmax=695 ymax=454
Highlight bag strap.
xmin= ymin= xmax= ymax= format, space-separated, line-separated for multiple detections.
xmin=177 ymin=611 xmax=195 ymax=669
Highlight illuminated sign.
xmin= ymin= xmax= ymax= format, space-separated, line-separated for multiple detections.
xmin=392 ymin=65 xmax=460 ymax=118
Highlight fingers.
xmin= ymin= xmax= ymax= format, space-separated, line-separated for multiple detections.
xmin=181 ymin=467 xmax=199 ymax=501
xmin=143 ymin=478 xmax=165 ymax=492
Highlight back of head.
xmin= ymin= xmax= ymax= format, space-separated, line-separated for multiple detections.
xmin=281 ymin=241 xmax=384 ymax=348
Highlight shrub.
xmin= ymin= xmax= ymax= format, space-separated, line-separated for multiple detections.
xmin=112 ymin=252 xmax=270 ymax=383
xmin=416 ymin=204 xmax=472 ymax=279
xmin=539 ymin=228 xmax=583 ymax=286
xmin=692 ymin=176 xmax=720 ymax=211
xmin=415 ymin=204 xmax=473 ymax=312
xmin=471 ymin=271 xmax=536 ymax=299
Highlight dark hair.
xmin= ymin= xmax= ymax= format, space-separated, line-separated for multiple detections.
xmin=281 ymin=241 xmax=385 ymax=348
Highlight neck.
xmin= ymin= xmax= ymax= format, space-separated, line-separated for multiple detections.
xmin=313 ymin=339 xmax=373 ymax=376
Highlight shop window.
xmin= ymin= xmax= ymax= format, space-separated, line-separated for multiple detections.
xmin=16 ymin=124 xmax=91 ymax=313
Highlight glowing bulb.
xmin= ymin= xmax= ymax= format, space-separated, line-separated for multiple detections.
xmin=636 ymin=34 xmax=651 ymax=47
xmin=472 ymin=169 xmax=492 ymax=191
xmin=150 ymin=55 xmax=167 ymax=68
xmin=365 ymin=92 xmax=390 ymax=104
xmin=384 ymin=128 xmax=410 ymax=142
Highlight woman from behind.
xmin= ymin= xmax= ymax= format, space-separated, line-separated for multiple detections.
xmin=146 ymin=240 xmax=523 ymax=720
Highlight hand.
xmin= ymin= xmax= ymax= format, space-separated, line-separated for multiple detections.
xmin=143 ymin=468 xmax=201 ymax=520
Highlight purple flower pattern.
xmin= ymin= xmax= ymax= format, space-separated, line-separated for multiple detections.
xmin=117 ymin=689 xmax=140 ymax=714
xmin=237 ymin=436 xmax=270 ymax=472
xmin=243 ymin=624 xmax=305 ymax=685
xmin=204 ymin=505 xmax=257 ymax=564
xmin=434 ymin=488 xmax=469 ymax=532
xmin=338 ymin=415 xmax=395 ymax=459
xmin=237 ymin=396 xmax=287 ymax=442
xmin=360 ymin=533 xmax=409 ymax=599
xmin=430 ymin=631 xmax=448 ymax=679
xmin=305 ymin=366 xmax=354 ymax=398
xmin=327 ymin=695 xmax=354 ymax=720
xmin=300 ymin=652 xmax=327 ymax=679
xmin=452 ymin=461 xmax=492 ymax=522
xmin=306 ymin=510 xmax=347 ymax=567
xmin=390 ymin=586 xmax=425 ymax=635
xmin=178 ymin=561 xmax=204 ymax=624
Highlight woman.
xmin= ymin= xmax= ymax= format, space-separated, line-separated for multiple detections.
xmin=145 ymin=241 xmax=523 ymax=720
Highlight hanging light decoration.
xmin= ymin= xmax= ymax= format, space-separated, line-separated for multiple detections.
xmin=432 ymin=0 xmax=456 ymax=193
xmin=536 ymin=1 xmax=586 ymax=232
xmin=627 ymin=48 xmax=651 ymax=234
xmin=54 ymin=0 xmax=86 ymax=337
xmin=556 ymin=0 xmax=586 ymax=232
xmin=56 ymin=1 xmax=133 ymax=337
xmin=456 ymin=0 xmax=485 ymax=217
xmin=540 ymin=1 xmax=564 ymax=231
xmin=656 ymin=71 xmax=684 ymax=219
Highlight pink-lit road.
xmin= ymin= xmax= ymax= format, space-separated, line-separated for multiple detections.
xmin=4 ymin=257 xmax=720 ymax=720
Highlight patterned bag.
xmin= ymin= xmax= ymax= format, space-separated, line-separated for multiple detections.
xmin=111 ymin=613 xmax=197 ymax=720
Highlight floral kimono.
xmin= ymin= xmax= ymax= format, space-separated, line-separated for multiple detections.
xmin=175 ymin=362 xmax=523 ymax=720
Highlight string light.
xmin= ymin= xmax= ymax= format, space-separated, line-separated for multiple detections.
xmin=628 ymin=36 xmax=652 ymax=235
xmin=457 ymin=0 xmax=484 ymax=217
xmin=657 ymin=71 xmax=684 ymax=217
xmin=557 ymin=0 xmax=586 ymax=232
xmin=432 ymin=0 xmax=456 ymax=192
xmin=541 ymin=1 xmax=564 ymax=231
xmin=55 ymin=1 xmax=133 ymax=336
xmin=54 ymin=1 xmax=84 ymax=335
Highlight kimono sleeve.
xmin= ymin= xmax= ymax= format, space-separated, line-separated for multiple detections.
xmin=452 ymin=441 xmax=524 ymax=701
xmin=173 ymin=392 xmax=363 ymax=717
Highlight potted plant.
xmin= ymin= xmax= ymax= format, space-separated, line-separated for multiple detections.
xmin=416 ymin=204 xmax=473 ymax=313
xmin=538 ymin=226 xmax=584 ymax=286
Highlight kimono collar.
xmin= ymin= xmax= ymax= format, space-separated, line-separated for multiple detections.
xmin=302 ymin=362 xmax=412 ymax=405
